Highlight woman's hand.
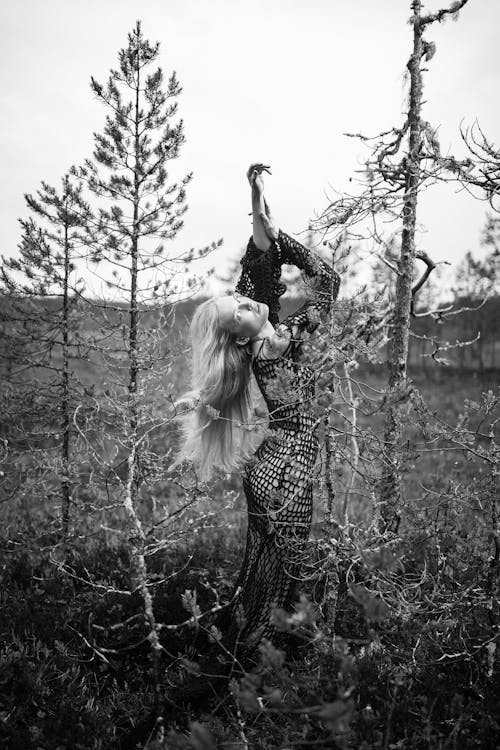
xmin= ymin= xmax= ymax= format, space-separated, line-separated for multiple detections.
xmin=247 ymin=163 xmax=278 ymax=250
xmin=247 ymin=163 xmax=271 ymax=195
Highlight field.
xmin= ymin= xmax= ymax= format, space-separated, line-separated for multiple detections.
xmin=1 ymin=352 xmax=499 ymax=749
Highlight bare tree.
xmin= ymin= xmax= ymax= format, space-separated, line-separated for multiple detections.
xmin=314 ymin=0 xmax=471 ymax=534
xmin=454 ymin=121 xmax=500 ymax=214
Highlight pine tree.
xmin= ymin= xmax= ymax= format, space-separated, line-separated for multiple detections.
xmin=0 ymin=175 xmax=92 ymax=531
xmin=72 ymin=21 xmax=220 ymax=717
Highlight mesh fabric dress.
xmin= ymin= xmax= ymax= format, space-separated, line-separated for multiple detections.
xmin=223 ymin=231 xmax=341 ymax=662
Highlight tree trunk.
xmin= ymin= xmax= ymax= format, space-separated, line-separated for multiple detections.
xmin=128 ymin=53 xmax=141 ymax=510
xmin=122 ymin=55 xmax=163 ymax=719
xmin=61 ymin=216 xmax=71 ymax=533
xmin=379 ymin=0 xmax=424 ymax=534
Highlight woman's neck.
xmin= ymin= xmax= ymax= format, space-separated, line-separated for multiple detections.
xmin=250 ymin=320 xmax=277 ymax=358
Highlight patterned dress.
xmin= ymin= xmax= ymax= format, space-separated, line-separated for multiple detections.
xmin=221 ymin=230 xmax=341 ymax=661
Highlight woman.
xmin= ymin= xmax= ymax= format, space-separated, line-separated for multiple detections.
xmin=177 ymin=164 xmax=341 ymax=666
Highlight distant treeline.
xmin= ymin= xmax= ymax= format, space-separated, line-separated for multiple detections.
xmin=2 ymin=291 xmax=499 ymax=376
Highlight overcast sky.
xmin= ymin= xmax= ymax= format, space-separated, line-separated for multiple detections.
xmin=1 ymin=0 xmax=499 ymax=294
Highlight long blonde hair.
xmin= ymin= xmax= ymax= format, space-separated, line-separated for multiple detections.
xmin=175 ymin=298 xmax=264 ymax=481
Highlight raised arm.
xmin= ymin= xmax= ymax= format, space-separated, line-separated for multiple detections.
xmin=234 ymin=167 xmax=340 ymax=331
xmin=234 ymin=164 xmax=286 ymax=325
xmin=277 ymin=231 xmax=340 ymax=337
xmin=248 ymin=163 xmax=273 ymax=252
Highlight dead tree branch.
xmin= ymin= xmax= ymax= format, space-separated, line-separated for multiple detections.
xmin=420 ymin=0 xmax=470 ymax=28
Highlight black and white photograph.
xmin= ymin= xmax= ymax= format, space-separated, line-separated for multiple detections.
xmin=1 ymin=1 xmax=499 ymax=748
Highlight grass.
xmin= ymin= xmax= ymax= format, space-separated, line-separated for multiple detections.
xmin=1 ymin=366 xmax=499 ymax=749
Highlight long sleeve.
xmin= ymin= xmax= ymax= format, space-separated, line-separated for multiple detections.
xmin=234 ymin=237 xmax=287 ymax=326
xmin=276 ymin=230 xmax=340 ymax=336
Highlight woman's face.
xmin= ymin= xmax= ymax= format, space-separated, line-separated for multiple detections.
xmin=215 ymin=294 xmax=269 ymax=339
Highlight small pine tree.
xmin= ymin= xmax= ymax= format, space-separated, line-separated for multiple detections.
xmin=72 ymin=21 xmax=220 ymax=717
xmin=0 ymin=175 xmax=92 ymax=531
xmin=75 ymin=18 xmax=217 ymax=536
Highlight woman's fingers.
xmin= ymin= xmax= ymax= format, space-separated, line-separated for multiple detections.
xmin=247 ymin=163 xmax=272 ymax=181
xmin=247 ymin=163 xmax=263 ymax=177
xmin=247 ymin=165 xmax=260 ymax=185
